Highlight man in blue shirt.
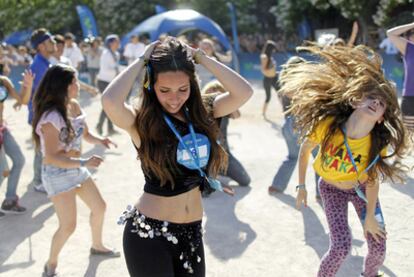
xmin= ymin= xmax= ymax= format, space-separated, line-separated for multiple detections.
xmin=28 ymin=28 xmax=56 ymax=192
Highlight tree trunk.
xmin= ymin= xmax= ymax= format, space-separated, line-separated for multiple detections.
xmin=359 ymin=17 xmax=369 ymax=45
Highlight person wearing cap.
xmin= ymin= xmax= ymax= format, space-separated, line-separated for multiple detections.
xmin=24 ymin=28 xmax=57 ymax=193
xmin=63 ymin=32 xmax=84 ymax=71
xmin=96 ymin=34 xmax=120 ymax=135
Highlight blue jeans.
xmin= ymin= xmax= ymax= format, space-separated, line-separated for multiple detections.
xmin=0 ymin=129 xmax=25 ymax=200
xmin=271 ymin=116 xmax=320 ymax=196
xmin=225 ymin=153 xmax=251 ymax=186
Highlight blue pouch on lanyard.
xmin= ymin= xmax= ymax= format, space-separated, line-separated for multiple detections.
xmin=342 ymin=126 xmax=385 ymax=229
xmin=164 ymin=111 xmax=223 ymax=192
xmin=177 ymin=133 xmax=211 ymax=170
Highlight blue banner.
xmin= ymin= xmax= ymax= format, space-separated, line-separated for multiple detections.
xmin=3 ymin=30 xmax=32 ymax=45
xmin=76 ymin=5 xmax=99 ymax=38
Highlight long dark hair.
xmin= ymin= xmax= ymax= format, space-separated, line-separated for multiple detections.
xmin=261 ymin=40 xmax=276 ymax=69
xmin=32 ymin=64 xmax=76 ymax=149
xmin=134 ymin=37 xmax=228 ymax=186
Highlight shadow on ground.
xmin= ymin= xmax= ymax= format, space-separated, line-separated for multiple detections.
xmin=203 ymin=185 xmax=256 ymax=261
xmin=0 ymin=188 xmax=54 ymax=273
xmin=271 ymin=193 xmax=397 ymax=277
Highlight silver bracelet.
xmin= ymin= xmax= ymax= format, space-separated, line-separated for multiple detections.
xmin=296 ymin=184 xmax=306 ymax=191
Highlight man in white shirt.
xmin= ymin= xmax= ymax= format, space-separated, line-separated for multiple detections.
xmin=379 ymin=37 xmax=399 ymax=55
xmin=96 ymin=34 xmax=120 ymax=135
xmin=63 ymin=32 xmax=85 ymax=70
xmin=123 ymin=34 xmax=145 ymax=65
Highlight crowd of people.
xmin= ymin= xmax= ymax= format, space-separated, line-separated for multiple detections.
xmin=0 ymin=18 xmax=413 ymax=277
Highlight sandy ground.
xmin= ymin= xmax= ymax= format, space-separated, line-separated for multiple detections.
xmin=0 ymin=81 xmax=413 ymax=277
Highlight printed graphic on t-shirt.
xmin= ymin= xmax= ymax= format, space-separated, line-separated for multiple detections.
xmin=59 ymin=127 xmax=70 ymax=143
xmin=321 ymin=142 xmax=361 ymax=174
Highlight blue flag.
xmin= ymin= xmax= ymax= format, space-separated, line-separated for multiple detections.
xmin=76 ymin=5 xmax=99 ymax=38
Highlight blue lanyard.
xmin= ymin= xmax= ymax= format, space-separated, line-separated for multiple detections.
xmin=342 ymin=126 xmax=380 ymax=202
xmin=163 ymin=110 xmax=205 ymax=177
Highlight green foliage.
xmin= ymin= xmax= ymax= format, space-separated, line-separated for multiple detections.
xmin=272 ymin=0 xmax=314 ymax=32
xmin=175 ymin=0 xmax=259 ymax=34
xmin=94 ymin=0 xmax=172 ymax=36
xmin=0 ymin=0 xmax=94 ymax=37
xmin=373 ymin=0 xmax=413 ymax=27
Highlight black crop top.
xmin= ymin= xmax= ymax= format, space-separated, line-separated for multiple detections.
xmin=137 ymin=94 xmax=218 ymax=197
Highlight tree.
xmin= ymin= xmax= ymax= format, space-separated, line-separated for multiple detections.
xmin=272 ymin=0 xmax=384 ymax=43
xmin=373 ymin=0 xmax=414 ymax=27
xmin=94 ymin=0 xmax=173 ymax=36
xmin=174 ymin=0 xmax=260 ymax=34
xmin=271 ymin=0 xmax=316 ymax=33
xmin=0 ymin=0 xmax=95 ymax=38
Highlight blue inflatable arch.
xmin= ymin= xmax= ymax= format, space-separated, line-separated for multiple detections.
xmin=121 ymin=9 xmax=232 ymax=51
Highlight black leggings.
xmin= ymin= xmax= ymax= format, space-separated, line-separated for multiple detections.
xmin=263 ymin=76 xmax=279 ymax=103
xmin=123 ymin=216 xmax=205 ymax=277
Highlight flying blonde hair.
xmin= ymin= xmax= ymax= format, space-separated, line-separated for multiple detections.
xmin=280 ymin=44 xmax=408 ymax=182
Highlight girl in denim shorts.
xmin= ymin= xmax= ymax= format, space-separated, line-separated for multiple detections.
xmin=32 ymin=64 xmax=120 ymax=277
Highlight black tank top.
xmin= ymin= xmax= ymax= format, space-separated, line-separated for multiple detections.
xmin=138 ymin=115 xmax=211 ymax=196
xmin=136 ymin=94 xmax=218 ymax=196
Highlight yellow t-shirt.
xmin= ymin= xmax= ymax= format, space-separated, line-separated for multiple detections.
xmin=310 ymin=117 xmax=386 ymax=182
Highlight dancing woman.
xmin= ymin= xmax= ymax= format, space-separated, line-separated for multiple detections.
xmin=282 ymin=45 xmax=407 ymax=277
xmin=102 ymin=37 xmax=252 ymax=276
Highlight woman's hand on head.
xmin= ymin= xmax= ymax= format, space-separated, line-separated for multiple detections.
xmin=184 ymin=43 xmax=197 ymax=58
xmin=143 ymin=40 xmax=161 ymax=60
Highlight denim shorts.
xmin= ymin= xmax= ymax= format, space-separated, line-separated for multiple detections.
xmin=42 ymin=164 xmax=91 ymax=197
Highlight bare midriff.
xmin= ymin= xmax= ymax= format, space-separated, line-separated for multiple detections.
xmin=322 ymin=176 xmax=369 ymax=190
xmin=43 ymin=149 xmax=82 ymax=165
xmin=136 ymin=186 xmax=203 ymax=223
xmin=262 ymin=69 xmax=276 ymax=78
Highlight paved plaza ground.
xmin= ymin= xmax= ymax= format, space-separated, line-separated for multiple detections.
xmin=0 ymin=82 xmax=413 ymax=276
